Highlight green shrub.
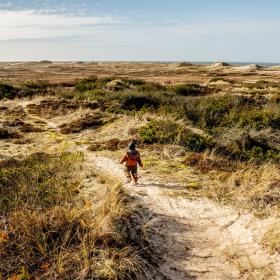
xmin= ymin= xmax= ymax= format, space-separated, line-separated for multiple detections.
xmin=119 ymin=92 xmax=168 ymax=110
xmin=171 ymin=84 xmax=207 ymax=96
xmin=182 ymin=95 xmax=275 ymax=131
xmin=140 ymin=119 xmax=213 ymax=151
xmin=23 ymin=80 xmax=52 ymax=90
xmin=136 ymin=82 xmax=166 ymax=92
xmin=75 ymin=76 xmax=98 ymax=92
xmin=123 ymin=78 xmax=146 ymax=86
xmin=0 ymin=83 xmax=18 ymax=99
xmin=140 ymin=120 xmax=180 ymax=144
xmin=183 ymin=96 xmax=234 ymax=129
xmin=182 ymin=133 xmax=214 ymax=152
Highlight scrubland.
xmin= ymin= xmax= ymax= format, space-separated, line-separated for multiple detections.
xmin=0 ymin=62 xmax=279 ymax=279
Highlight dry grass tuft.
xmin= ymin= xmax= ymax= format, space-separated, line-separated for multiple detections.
xmin=0 ymin=153 xmax=144 ymax=279
xmin=261 ymin=224 xmax=280 ymax=254
xmin=227 ymin=163 xmax=280 ymax=212
xmin=224 ymin=248 xmax=275 ymax=279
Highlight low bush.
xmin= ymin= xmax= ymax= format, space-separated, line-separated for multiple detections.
xmin=140 ymin=119 xmax=214 ymax=151
xmin=0 ymin=83 xmax=18 ymax=99
xmin=119 ymin=92 xmax=164 ymax=110
xmin=228 ymin=109 xmax=280 ymax=130
xmin=171 ymin=84 xmax=207 ymax=96
xmin=74 ymin=76 xmax=98 ymax=92
xmin=182 ymin=133 xmax=214 ymax=152
xmin=140 ymin=120 xmax=181 ymax=144
xmin=136 ymin=82 xmax=166 ymax=92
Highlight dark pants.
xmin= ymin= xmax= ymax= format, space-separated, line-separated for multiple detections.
xmin=125 ymin=165 xmax=138 ymax=181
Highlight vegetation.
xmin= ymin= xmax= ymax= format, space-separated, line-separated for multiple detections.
xmin=140 ymin=119 xmax=214 ymax=152
xmin=0 ymin=81 xmax=53 ymax=99
xmin=55 ymin=76 xmax=280 ymax=163
xmin=0 ymin=83 xmax=18 ymax=99
xmin=0 ymin=153 xmax=145 ymax=280
xmin=170 ymin=83 xmax=207 ymax=96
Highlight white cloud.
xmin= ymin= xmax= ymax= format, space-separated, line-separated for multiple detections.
xmin=0 ymin=8 xmax=279 ymax=61
xmin=0 ymin=9 xmax=116 ymax=40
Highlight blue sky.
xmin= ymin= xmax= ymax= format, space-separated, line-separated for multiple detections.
xmin=0 ymin=0 xmax=280 ymax=61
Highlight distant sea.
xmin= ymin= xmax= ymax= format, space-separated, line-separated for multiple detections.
xmin=97 ymin=61 xmax=280 ymax=67
xmin=157 ymin=61 xmax=280 ymax=67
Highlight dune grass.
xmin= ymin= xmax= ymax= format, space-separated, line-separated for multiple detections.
xmin=0 ymin=152 xmax=145 ymax=280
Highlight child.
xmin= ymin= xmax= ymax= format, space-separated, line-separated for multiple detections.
xmin=120 ymin=142 xmax=143 ymax=184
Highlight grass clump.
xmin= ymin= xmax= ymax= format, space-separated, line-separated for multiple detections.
xmin=261 ymin=224 xmax=280 ymax=253
xmin=0 ymin=152 xmax=82 ymax=214
xmin=212 ymin=163 xmax=280 ymax=213
xmin=0 ymin=153 xmax=145 ymax=280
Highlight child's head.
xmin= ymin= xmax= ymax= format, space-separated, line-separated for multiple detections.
xmin=128 ymin=142 xmax=136 ymax=150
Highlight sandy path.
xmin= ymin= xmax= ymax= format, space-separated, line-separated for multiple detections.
xmin=89 ymin=155 xmax=280 ymax=280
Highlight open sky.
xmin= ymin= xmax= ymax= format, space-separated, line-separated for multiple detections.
xmin=0 ymin=0 xmax=280 ymax=62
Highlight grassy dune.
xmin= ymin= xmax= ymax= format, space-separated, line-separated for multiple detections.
xmin=0 ymin=66 xmax=280 ymax=277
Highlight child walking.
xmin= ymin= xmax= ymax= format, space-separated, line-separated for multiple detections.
xmin=120 ymin=142 xmax=143 ymax=184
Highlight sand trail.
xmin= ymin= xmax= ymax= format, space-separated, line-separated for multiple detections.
xmin=90 ymin=155 xmax=280 ymax=280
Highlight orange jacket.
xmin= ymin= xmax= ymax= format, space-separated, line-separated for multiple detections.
xmin=121 ymin=150 xmax=143 ymax=167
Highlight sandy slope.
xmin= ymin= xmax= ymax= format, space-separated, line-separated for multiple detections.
xmin=90 ymin=155 xmax=280 ymax=280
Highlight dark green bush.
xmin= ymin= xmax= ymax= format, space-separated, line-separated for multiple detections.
xmin=0 ymin=83 xmax=18 ymax=99
xmin=228 ymin=110 xmax=280 ymax=130
xmin=172 ymin=84 xmax=207 ymax=96
xmin=183 ymin=96 xmax=234 ymax=129
xmin=182 ymin=134 xmax=214 ymax=152
xmin=136 ymin=82 xmax=166 ymax=92
xmin=140 ymin=119 xmax=213 ymax=151
xmin=119 ymin=92 xmax=169 ymax=110
xmin=140 ymin=120 xmax=180 ymax=144
xmin=75 ymin=76 xmax=98 ymax=92
xmin=123 ymin=78 xmax=146 ymax=86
